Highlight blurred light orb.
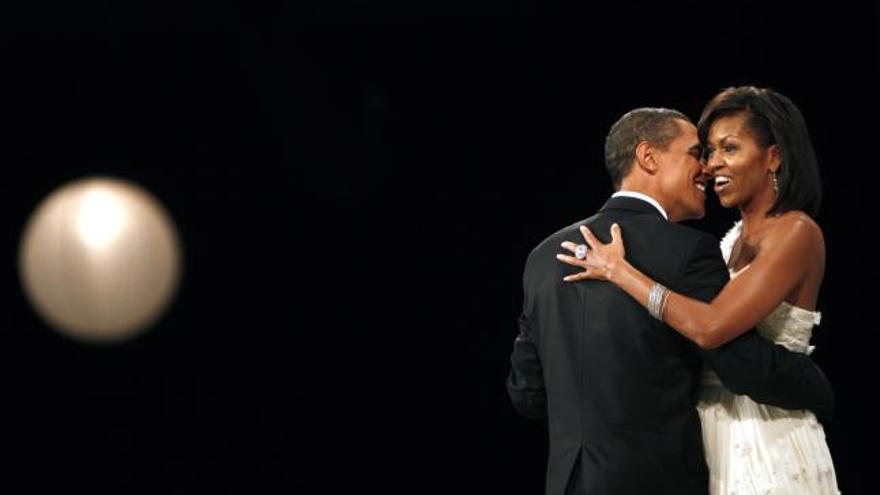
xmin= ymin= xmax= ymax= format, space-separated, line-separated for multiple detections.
xmin=18 ymin=176 xmax=182 ymax=343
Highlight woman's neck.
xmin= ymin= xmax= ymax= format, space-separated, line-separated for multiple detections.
xmin=738 ymin=186 xmax=777 ymax=237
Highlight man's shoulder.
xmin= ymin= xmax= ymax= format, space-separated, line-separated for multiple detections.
xmin=651 ymin=222 xmax=725 ymax=269
xmin=615 ymin=216 xmax=718 ymax=254
xmin=527 ymin=215 xmax=717 ymax=258
xmin=527 ymin=216 xmax=596 ymax=259
xmin=661 ymin=221 xmax=719 ymax=246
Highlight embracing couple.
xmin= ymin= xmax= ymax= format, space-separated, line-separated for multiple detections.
xmin=507 ymin=86 xmax=840 ymax=494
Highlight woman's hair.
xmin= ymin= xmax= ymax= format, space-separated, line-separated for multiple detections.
xmin=697 ymin=86 xmax=822 ymax=218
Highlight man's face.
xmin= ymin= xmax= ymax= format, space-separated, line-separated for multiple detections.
xmin=655 ymin=120 xmax=707 ymax=222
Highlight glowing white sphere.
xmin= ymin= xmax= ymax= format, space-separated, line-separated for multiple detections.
xmin=19 ymin=177 xmax=182 ymax=343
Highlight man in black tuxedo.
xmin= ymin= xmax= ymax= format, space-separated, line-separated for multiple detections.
xmin=506 ymin=108 xmax=833 ymax=495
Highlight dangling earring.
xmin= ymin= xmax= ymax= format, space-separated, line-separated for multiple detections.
xmin=771 ymin=171 xmax=779 ymax=195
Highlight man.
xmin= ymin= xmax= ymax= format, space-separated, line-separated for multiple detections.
xmin=506 ymin=108 xmax=833 ymax=495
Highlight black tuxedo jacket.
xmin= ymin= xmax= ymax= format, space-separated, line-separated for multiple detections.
xmin=507 ymin=196 xmax=833 ymax=495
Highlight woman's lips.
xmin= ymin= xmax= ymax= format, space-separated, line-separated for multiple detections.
xmin=714 ymin=176 xmax=732 ymax=193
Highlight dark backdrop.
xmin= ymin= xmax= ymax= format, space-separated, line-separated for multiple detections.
xmin=1 ymin=1 xmax=875 ymax=493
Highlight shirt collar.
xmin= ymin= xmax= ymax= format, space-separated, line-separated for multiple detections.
xmin=611 ymin=191 xmax=668 ymax=220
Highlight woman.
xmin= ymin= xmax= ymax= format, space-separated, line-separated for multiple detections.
xmin=558 ymin=87 xmax=839 ymax=494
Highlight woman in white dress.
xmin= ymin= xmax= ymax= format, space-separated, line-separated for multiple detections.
xmin=558 ymin=86 xmax=839 ymax=494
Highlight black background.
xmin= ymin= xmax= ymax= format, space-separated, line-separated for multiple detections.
xmin=1 ymin=1 xmax=876 ymax=493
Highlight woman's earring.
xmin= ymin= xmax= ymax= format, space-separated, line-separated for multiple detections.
xmin=771 ymin=171 xmax=779 ymax=195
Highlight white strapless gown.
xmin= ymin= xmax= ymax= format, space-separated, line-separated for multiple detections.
xmin=697 ymin=221 xmax=840 ymax=494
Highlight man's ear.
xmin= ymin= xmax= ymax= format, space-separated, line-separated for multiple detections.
xmin=635 ymin=141 xmax=659 ymax=175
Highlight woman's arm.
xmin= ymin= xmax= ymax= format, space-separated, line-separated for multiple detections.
xmin=557 ymin=215 xmax=824 ymax=349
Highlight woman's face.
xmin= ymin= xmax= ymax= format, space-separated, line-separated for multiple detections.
xmin=705 ymin=112 xmax=778 ymax=209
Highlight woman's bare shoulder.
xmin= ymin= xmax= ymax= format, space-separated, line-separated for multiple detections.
xmin=770 ymin=210 xmax=825 ymax=252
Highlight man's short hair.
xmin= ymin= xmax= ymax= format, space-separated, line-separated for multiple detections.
xmin=604 ymin=108 xmax=690 ymax=189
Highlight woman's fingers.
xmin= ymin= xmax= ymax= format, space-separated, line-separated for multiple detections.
xmin=560 ymin=241 xmax=579 ymax=254
xmin=563 ymin=271 xmax=592 ymax=282
xmin=579 ymin=225 xmax=602 ymax=251
xmin=556 ymin=253 xmax=587 ymax=268
xmin=610 ymin=223 xmax=623 ymax=245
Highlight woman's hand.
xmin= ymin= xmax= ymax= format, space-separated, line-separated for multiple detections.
xmin=556 ymin=224 xmax=626 ymax=282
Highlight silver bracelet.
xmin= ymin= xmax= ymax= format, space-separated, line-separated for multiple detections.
xmin=658 ymin=287 xmax=671 ymax=321
xmin=648 ymin=282 xmax=669 ymax=321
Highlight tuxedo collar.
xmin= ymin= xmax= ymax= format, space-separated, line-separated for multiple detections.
xmin=599 ymin=194 xmax=668 ymax=220
xmin=611 ymin=191 xmax=668 ymax=219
